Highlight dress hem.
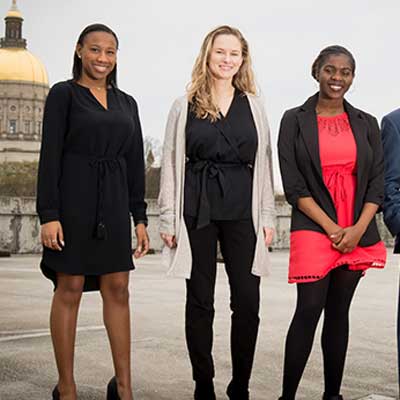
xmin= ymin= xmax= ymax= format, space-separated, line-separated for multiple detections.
xmin=40 ymin=261 xmax=135 ymax=292
xmin=288 ymin=257 xmax=385 ymax=284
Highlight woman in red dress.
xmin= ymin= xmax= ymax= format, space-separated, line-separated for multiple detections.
xmin=277 ymin=45 xmax=386 ymax=400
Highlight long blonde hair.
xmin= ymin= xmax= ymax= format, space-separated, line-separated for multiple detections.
xmin=187 ymin=25 xmax=257 ymax=122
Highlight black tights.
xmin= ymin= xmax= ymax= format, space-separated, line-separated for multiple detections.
xmin=281 ymin=266 xmax=362 ymax=399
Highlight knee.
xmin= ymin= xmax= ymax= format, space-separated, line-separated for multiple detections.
xmin=101 ymin=280 xmax=130 ymax=304
xmin=230 ymin=282 xmax=260 ymax=318
xmin=294 ymin=300 xmax=324 ymax=325
xmin=55 ymin=277 xmax=84 ymax=306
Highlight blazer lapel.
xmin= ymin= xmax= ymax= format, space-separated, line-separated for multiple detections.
xmin=297 ymin=94 xmax=323 ymax=179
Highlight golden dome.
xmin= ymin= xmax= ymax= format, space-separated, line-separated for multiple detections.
xmin=0 ymin=47 xmax=48 ymax=85
xmin=6 ymin=1 xmax=22 ymax=19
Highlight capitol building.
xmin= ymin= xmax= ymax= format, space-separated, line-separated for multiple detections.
xmin=0 ymin=0 xmax=49 ymax=162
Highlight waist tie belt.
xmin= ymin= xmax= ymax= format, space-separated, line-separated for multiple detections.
xmin=324 ymin=165 xmax=356 ymax=211
xmin=186 ymin=159 xmax=252 ymax=230
xmin=64 ymin=152 xmax=123 ymax=240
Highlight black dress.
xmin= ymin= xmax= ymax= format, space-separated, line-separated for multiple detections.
xmin=37 ymin=80 xmax=147 ymax=291
xmin=184 ymin=90 xmax=258 ymax=229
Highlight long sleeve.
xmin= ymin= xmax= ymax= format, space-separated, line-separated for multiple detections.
xmin=125 ymin=98 xmax=147 ymax=225
xmin=362 ymin=115 xmax=384 ymax=207
xmin=259 ymin=102 xmax=276 ymax=229
xmin=36 ymin=82 xmax=70 ymax=224
xmin=158 ymin=100 xmax=180 ymax=235
xmin=382 ymin=115 xmax=400 ymax=236
xmin=278 ymin=110 xmax=311 ymax=207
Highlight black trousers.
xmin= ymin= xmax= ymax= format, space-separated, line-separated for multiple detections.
xmin=184 ymin=217 xmax=260 ymax=387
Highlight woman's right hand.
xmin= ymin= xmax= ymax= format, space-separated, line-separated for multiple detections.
xmin=160 ymin=233 xmax=177 ymax=248
xmin=325 ymin=223 xmax=345 ymax=245
xmin=41 ymin=221 xmax=64 ymax=251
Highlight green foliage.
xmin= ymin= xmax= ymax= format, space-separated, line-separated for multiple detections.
xmin=0 ymin=161 xmax=38 ymax=197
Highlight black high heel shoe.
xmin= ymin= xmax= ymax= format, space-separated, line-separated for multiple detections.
xmin=52 ymin=386 xmax=60 ymax=400
xmin=107 ymin=376 xmax=121 ymax=400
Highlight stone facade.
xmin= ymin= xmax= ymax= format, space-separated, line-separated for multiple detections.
xmin=0 ymin=80 xmax=48 ymax=143
xmin=0 ymin=79 xmax=48 ymax=163
xmin=0 ymin=196 xmax=394 ymax=254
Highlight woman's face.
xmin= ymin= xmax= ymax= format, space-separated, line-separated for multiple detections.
xmin=76 ymin=31 xmax=117 ymax=83
xmin=317 ymin=54 xmax=354 ymax=100
xmin=208 ymin=34 xmax=243 ymax=82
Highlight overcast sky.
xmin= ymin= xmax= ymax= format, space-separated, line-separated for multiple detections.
xmin=2 ymin=0 xmax=399 ymax=191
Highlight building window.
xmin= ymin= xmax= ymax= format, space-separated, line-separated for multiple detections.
xmin=9 ymin=120 xmax=17 ymax=134
xmin=36 ymin=121 xmax=41 ymax=134
xmin=24 ymin=121 xmax=30 ymax=134
xmin=10 ymin=105 xmax=16 ymax=111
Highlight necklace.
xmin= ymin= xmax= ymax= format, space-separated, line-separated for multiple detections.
xmin=77 ymin=81 xmax=107 ymax=91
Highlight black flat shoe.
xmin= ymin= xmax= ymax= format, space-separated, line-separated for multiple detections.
xmin=107 ymin=377 xmax=121 ymax=400
xmin=194 ymin=380 xmax=216 ymax=400
xmin=52 ymin=386 xmax=60 ymax=400
xmin=226 ymin=381 xmax=250 ymax=400
xmin=322 ymin=395 xmax=343 ymax=400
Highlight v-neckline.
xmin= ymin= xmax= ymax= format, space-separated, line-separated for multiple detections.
xmin=73 ymin=81 xmax=110 ymax=111
xmin=219 ymin=89 xmax=237 ymax=119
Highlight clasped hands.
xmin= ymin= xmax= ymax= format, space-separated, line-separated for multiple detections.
xmin=326 ymin=223 xmax=364 ymax=254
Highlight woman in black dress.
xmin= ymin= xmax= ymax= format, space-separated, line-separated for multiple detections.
xmin=36 ymin=24 xmax=148 ymax=400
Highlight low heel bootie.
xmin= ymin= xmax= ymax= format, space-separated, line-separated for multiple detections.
xmin=107 ymin=377 xmax=121 ymax=400
xmin=52 ymin=386 xmax=60 ymax=400
xmin=226 ymin=381 xmax=250 ymax=400
xmin=194 ymin=380 xmax=216 ymax=400
xmin=322 ymin=395 xmax=343 ymax=400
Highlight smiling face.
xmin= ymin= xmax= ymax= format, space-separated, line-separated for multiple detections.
xmin=316 ymin=54 xmax=354 ymax=100
xmin=76 ymin=31 xmax=117 ymax=84
xmin=208 ymin=34 xmax=243 ymax=82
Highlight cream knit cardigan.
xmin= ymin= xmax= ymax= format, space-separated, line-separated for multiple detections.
xmin=158 ymin=94 xmax=276 ymax=278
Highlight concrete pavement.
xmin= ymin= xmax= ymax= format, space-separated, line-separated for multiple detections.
xmin=0 ymin=252 xmax=398 ymax=400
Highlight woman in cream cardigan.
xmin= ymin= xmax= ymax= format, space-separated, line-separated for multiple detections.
xmin=158 ymin=25 xmax=276 ymax=400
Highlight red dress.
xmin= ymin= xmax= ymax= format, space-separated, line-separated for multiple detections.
xmin=288 ymin=112 xmax=386 ymax=284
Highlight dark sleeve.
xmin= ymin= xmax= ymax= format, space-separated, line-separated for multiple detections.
xmin=277 ymin=110 xmax=311 ymax=207
xmin=381 ymin=115 xmax=400 ymax=235
xmin=363 ymin=115 xmax=384 ymax=207
xmin=36 ymin=82 xmax=70 ymax=224
xmin=125 ymin=97 xmax=148 ymax=225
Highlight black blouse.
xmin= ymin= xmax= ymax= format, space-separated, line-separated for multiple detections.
xmin=184 ymin=90 xmax=258 ymax=229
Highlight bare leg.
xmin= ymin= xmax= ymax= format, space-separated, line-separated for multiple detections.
xmin=50 ymin=273 xmax=84 ymax=400
xmin=100 ymin=271 xmax=133 ymax=400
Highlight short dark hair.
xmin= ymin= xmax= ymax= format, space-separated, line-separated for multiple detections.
xmin=72 ymin=23 xmax=119 ymax=87
xmin=311 ymin=45 xmax=356 ymax=81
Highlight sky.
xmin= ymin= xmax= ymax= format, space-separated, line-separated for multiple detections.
xmin=1 ymin=0 xmax=399 ymax=192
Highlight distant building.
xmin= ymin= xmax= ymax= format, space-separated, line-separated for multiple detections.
xmin=0 ymin=0 xmax=49 ymax=162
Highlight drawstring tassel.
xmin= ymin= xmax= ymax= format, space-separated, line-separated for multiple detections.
xmin=95 ymin=222 xmax=107 ymax=240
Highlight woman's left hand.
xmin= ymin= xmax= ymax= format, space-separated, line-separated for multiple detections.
xmin=134 ymin=223 xmax=150 ymax=258
xmin=263 ymin=227 xmax=274 ymax=247
xmin=332 ymin=225 xmax=364 ymax=253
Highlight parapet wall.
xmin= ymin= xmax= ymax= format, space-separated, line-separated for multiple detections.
xmin=0 ymin=196 xmax=393 ymax=254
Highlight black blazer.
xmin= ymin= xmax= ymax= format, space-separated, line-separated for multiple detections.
xmin=278 ymin=93 xmax=384 ymax=247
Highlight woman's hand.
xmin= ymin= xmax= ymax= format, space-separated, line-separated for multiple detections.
xmin=263 ymin=227 xmax=274 ymax=247
xmin=325 ymin=223 xmax=345 ymax=245
xmin=332 ymin=225 xmax=364 ymax=253
xmin=160 ymin=233 xmax=177 ymax=249
xmin=41 ymin=221 xmax=64 ymax=251
xmin=134 ymin=223 xmax=150 ymax=258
